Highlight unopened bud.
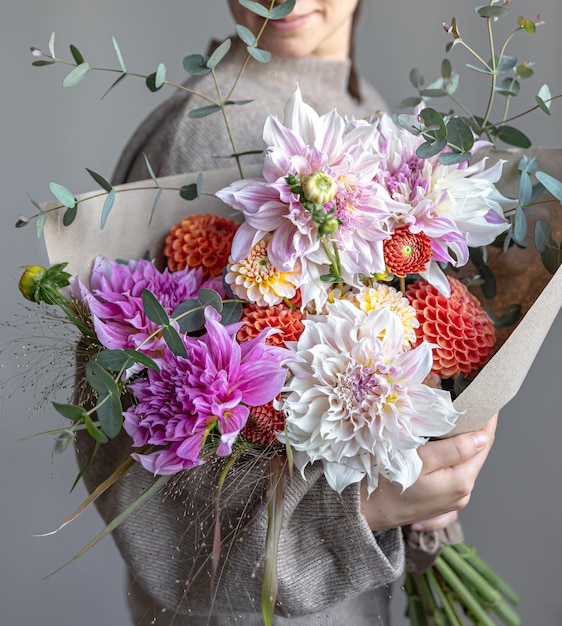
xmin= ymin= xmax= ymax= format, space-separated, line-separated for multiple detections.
xmin=30 ymin=47 xmax=42 ymax=57
xmin=302 ymin=172 xmax=338 ymax=205
xmin=318 ymin=217 xmax=340 ymax=236
xmin=18 ymin=265 xmax=47 ymax=301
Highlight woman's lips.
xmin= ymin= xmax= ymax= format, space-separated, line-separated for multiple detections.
xmin=267 ymin=13 xmax=313 ymax=32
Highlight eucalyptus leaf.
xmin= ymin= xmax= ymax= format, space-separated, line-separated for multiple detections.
xmin=96 ymin=392 xmax=123 ymax=439
xmin=220 ymin=301 xmax=243 ymax=325
xmin=180 ymin=183 xmax=198 ymax=201
xmin=465 ymin=62 xmax=494 ymax=75
xmin=36 ymin=211 xmax=46 ymax=239
xmin=188 ymin=104 xmax=222 ymax=118
xmin=149 ymin=187 xmax=162 ymax=225
xmin=541 ymin=245 xmax=562 ymax=274
xmin=270 ymin=0 xmax=296 ymax=19
xmin=536 ymin=84 xmax=552 ymax=115
xmin=320 ymin=273 xmax=338 ymax=282
xmin=183 ymin=53 xmax=211 ymax=76
xmin=513 ymin=205 xmax=528 ymax=244
xmin=112 ymin=36 xmax=127 ymax=73
xmin=143 ymin=154 xmax=159 ymax=185
xmin=48 ymin=32 xmax=56 ymax=57
xmin=479 ymin=264 xmax=496 ymax=299
xmin=54 ymin=431 xmax=75 ymax=455
xmin=69 ymin=44 xmax=85 ymax=65
xmin=518 ymin=169 xmax=532 ymax=207
xmin=409 ymin=68 xmax=424 ymax=89
xmin=521 ymin=17 xmax=537 ymax=34
xmin=172 ymin=300 xmax=206 ymax=333
xmin=52 ymin=402 xmax=88 ymax=422
xmin=155 ymin=63 xmax=166 ymax=89
xmin=84 ymin=414 xmax=108 ymax=444
xmin=198 ymin=288 xmax=223 ymax=313
xmin=247 ymin=47 xmax=272 ymax=63
xmin=63 ymin=62 xmax=90 ymax=87
xmin=419 ymin=88 xmax=446 ymax=98
xmin=86 ymin=168 xmax=113 ymax=192
xmin=99 ymin=190 xmax=115 ymax=228
xmin=239 ymin=0 xmax=269 ymax=18
xmin=535 ymin=171 xmax=562 ymax=202
xmin=476 ymin=5 xmax=510 ymax=18
xmin=101 ymin=72 xmax=128 ymax=100
xmin=534 ymin=219 xmax=552 ymax=253
xmin=441 ymin=58 xmax=452 ymax=79
xmin=516 ymin=64 xmax=534 ymax=79
xmin=445 ymin=73 xmax=460 ymax=95
xmin=438 ymin=151 xmax=472 ymax=165
xmin=496 ymin=78 xmax=520 ymax=97
xmin=494 ymin=304 xmax=522 ymax=328
xmin=445 ymin=117 xmax=474 ymax=153
xmin=93 ymin=350 xmax=133 ymax=372
xmin=32 ymin=60 xmax=56 ymax=67
xmin=418 ymin=108 xmax=446 ymax=138
xmin=396 ymin=96 xmax=422 ymax=109
xmin=123 ymin=348 xmax=160 ymax=372
xmin=416 ymin=137 xmax=447 ymax=159
xmin=145 ymin=72 xmax=163 ymax=92
xmin=163 ymin=326 xmax=188 ymax=358
xmin=236 ymin=24 xmax=256 ymax=46
xmin=494 ymin=55 xmax=518 ymax=75
xmin=142 ymin=289 xmax=170 ymax=326
xmin=63 ymin=205 xmax=78 ymax=227
xmin=225 ymin=99 xmax=254 ymax=107
xmin=49 ymin=182 xmax=76 ymax=208
xmin=196 ymin=172 xmax=204 ymax=196
xmin=85 ymin=359 xmax=120 ymax=396
xmin=496 ymin=125 xmax=531 ymax=148
xmin=207 ymin=39 xmax=231 ymax=69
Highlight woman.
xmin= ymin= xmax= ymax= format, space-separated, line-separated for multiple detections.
xmin=78 ymin=1 xmax=497 ymax=624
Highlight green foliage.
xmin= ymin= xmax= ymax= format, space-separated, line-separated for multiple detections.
xmin=207 ymin=39 xmax=231 ymax=69
xmin=49 ymin=182 xmax=75 ymax=208
xmin=63 ymin=62 xmax=90 ymax=87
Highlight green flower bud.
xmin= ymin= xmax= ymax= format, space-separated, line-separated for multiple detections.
xmin=302 ymin=172 xmax=338 ymax=205
xmin=318 ymin=217 xmax=340 ymax=236
xmin=18 ymin=265 xmax=47 ymax=302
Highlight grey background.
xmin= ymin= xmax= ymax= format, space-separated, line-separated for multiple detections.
xmin=1 ymin=1 xmax=561 ymax=624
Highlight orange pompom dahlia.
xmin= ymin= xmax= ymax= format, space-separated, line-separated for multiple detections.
xmin=163 ymin=214 xmax=238 ymax=276
xmin=242 ymin=401 xmax=286 ymax=447
xmin=406 ymin=276 xmax=496 ymax=379
xmin=237 ymin=302 xmax=305 ymax=348
xmin=383 ymin=225 xmax=433 ymax=277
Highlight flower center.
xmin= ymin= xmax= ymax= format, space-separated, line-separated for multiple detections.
xmin=383 ymin=226 xmax=433 ymax=277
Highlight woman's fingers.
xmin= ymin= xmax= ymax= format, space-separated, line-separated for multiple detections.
xmin=410 ymin=511 xmax=458 ymax=532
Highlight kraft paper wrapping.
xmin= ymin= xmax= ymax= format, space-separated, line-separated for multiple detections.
xmin=42 ymin=150 xmax=562 ymax=435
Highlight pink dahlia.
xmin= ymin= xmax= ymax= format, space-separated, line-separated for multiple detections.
xmin=124 ymin=307 xmax=291 ymax=474
xmin=74 ymin=256 xmax=224 ymax=374
xmin=406 ymin=276 xmax=497 ymax=379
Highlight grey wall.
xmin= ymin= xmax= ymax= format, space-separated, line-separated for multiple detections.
xmin=1 ymin=1 xmax=561 ymax=625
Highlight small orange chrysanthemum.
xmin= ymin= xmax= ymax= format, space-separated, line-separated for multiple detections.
xmin=237 ymin=301 xmax=305 ymax=348
xmin=242 ymin=401 xmax=285 ymax=447
xmin=384 ymin=225 xmax=433 ymax=277
xmin=406 ymin=276 xmax=497 ymax=379
xmin=163 ymin=214 xmax=238 ymax=277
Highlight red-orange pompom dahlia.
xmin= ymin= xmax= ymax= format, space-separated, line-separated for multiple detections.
xmin=406 ymin=276 xmax=496 ymax=379
xmin=383 ymin=225 xmax=433 ymax=277
xmin=163 ymin=214 xmax=238 ymax=277
xmin=237 ymin=302 xmax=305 ymax=348
xmin=242 ymin=401 xmax=285 ymax=447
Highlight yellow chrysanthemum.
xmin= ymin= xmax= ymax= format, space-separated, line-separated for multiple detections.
xmin=225 ymin=238 xmax=301 ymax=306
xmin=353 ymin=284 xmax=419 ymax=348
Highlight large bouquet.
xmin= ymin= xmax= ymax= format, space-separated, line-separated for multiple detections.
xmin=12 ymin=1 xmax=562 ymax=624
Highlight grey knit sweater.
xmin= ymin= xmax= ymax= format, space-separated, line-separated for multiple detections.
xmin=78 ymin=38 xmax=404 ymax=626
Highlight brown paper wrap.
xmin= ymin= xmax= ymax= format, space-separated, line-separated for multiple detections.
xmin=42 ymin=150 xmax=562 ymax=435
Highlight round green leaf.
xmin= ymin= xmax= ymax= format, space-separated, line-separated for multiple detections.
xmin=496 ymin=78 xmax=520 ymax=97
xmin=270 ymin=0 xmax=296 ymax=19
xmin=96 ymin=392 xmax=123 ymax=439
xmin=236 ymin=24 xmax=256 ymax=46
xmin=418 ymin=108 xmax=446 ymax=138
xmin=198 ymin=288 xmax=223 ymax=313
xmin=416 ymin=137 xmax=447 ymax=159
xmin=534 ymin=219 xmax=552 ymax=253
xmin=476 ymin=5 xmax=510 ymax=18
xmin=173 ymin=299 xmax=205 ymax=333
xmin=496 ymin=125 xmax=531 ymax=148
xmin=93 ymin=349 xmax=133 ymax=372
xmin=409 ymin=68 xmax=424 ymax=89
xmin=85 ymin=359 xmax=120 ymax=396
xmin=445 ymin=117 xmax=474 ymax=153
xmin=145 ymin=72 xmax=163 ymax=92
xmin=183 ymin=53 xmax=211 ymax=76
xmin=516 ymin=64 xmax=534 ymax=79
xmin=396 ymin=96 xmax=422 ymax=110
xmin=239 ymin=0 xmax=269 ymax=18
xmin=438 ymin=151 xmax=472 ymax=165
xmin=247 ymin=47 xmax=271 ymax=63
xmin=441 ymin=58 xmax=452 ymax=79
xmin=180 ymin=183 xmax=198 ymax=201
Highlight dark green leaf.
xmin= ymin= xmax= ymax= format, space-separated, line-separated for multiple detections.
xmin=183 ymin=53 xmax=211 ymax=76
xmin=419 ymin=88 xmax=446 ymax=98
xmin=416 ymin=137 xmax=447 ymax=159
xmin=535 ymin=171 xmax=562 ymax=202
xmin=84 ymin=413 xmax=108 ymax=444
xmin=155 ymin=63 xmax=166 ymax=89
xmin=101 ymin=72 xmax=128 ymax=100
xmin=438 ymin=151 xmax=472 ymax=165
xmin=247 ymin=47 xmax=271 ymax=63
xmin=85 ymin=359 xmax=121 ymax=396
xmin=52 ymin=402 xmax=88 ymax=422
xmin=225 ymin=99 xmax=254 ymax=107
xmin=63 ymin=205 xmax=78 ymax=227
xmin=207 ymin=39 xmax=231 ymax=69
xmin=494 ymin=304 xmax=522 ymax=328
xmin=69 ymin=44 xmax=84 ymax=65
xmin=112 ymin=36 xmax=127 ymax=73
xmin=479 ymin=264 xmax=496 ymax=299
xmin=541 ymin=245 xmax=562 ymax=274
xmin=145 ymin=72 xmax=163 ymax=92
xmin=409 ymin=68 xmax=424 ymax=89
xmin=49 ymin=182 xmax=76 ymax=208
xmin=100 ymin=189 xmax=116 ymax=229
xmin=142 ymin=289 xmax=170 ymax=325
xmin=220 ymin=301 xmax=243 ymax=325
xmin=320 ymin=273 xmax=338 ymax=282
xmin=63 ymin=62 xmax=90 ymax=87
xmin=270 ymin=0 xmax=295 ymax=19
xmin=96 ymin=392 xmax=123 ymax=438
xmin=441 ymin=58 xmax=452 ymax=79
xmin=86 ymin=168 xmax=113 ymax=192
xmin=418 ymin=108 xmax=447 ymax=138
xmin=163 ymin=326 xmax=188 ymax=358
xmin=188 ymin=104 xmax=222 ymax=118
xmin=534 ymin=219 xmax=551 ymax=253
xmin=476 ymin=5 xmax=510 ymax=18
xmin=172 ymin=300 xmax=206 ymax=333
xmin=445 ymin=117 xmax=474 ymax=153
xmin=180 ymin=183 xmax=198 ymax=201
xmin=236 ymin=24 xmax=256 ymax=46
xmin=535 ymin=96 xmax=551 ymax=116
xmin=93 ymin=350 xmax=133 ymax=372
xmin=32 ymin=60 xmax=55 ymax=67
xmin=198 ymin=288 xmax=223 ymax=313
xmin=513 ymin=205 xmax=527 ymax=243
xmin=496 ymin=125 xmax=531 ymax=148
xmin=239 ymin=0 xmax=269 ymax=18
xmin=123 ymin=348 xmax=160 ymax=372
xmin=396 ymin=96 xmax=423 ymax=109
xmin=496 ymin=78 xmax=520 ymax=97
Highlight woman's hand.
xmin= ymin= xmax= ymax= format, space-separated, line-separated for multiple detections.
xmin=360 ymin=413 xmax=498 ymax=532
